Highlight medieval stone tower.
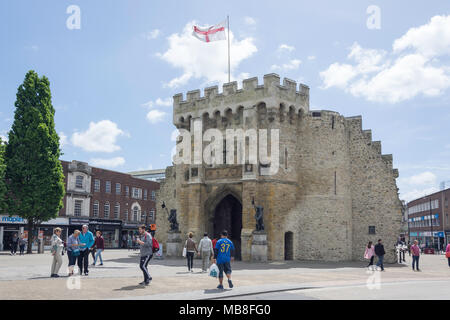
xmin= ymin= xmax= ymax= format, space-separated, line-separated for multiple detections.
xmin=157 ymin=73 xmax=402 ymax=263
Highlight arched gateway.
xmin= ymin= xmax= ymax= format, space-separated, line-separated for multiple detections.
xmin=206 ymin=193 xmax=242 ymax=260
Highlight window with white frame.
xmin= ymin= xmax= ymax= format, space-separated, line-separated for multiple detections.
xmin=151 ymin=190 xmax=156 ymax=201
xmin=149 ymin=209 xmax=155 ymax=223
xmin=106 ymin=181 xmax=111 ymax=193
xmin=94 ymin=179 xmax=100 ymax=192
xmin=76 ymin=176 xmax=84 ymax=189
xmin=124 ymin=209 xmax=128 ymax=221
xmin=116 ymin=183 xmax=121 ymax=195
xmin=133 ymin=206 xmax=139 ymax=222
xmin=104 ymin=202 xmax=110 ymax=218
xmin=114 ymin=203 xmax=120 ymax=219
xmin=125 ymin=186 xmax=129 ymax=197
xmin=144 ymin=189 xmax=148 ymax=200
xmin=132 ymin=187 xmax=142 ymax=199
xmin=93 ymin=201 xmax=99 ymax=217
xmin=74 ymin=200 xmax=83 ymax=216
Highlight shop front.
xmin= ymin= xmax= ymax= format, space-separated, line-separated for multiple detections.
xmin=122 ymin=222 xmax=141 ymax=249
xmin=88 ymin=219 xmax=122 ymax=249
xmin=1 ymin=215 xmax=69 ymax=251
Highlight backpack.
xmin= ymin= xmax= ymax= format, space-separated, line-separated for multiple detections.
xmin=152 ymin=237 xmax=160 ymax=253
xmin=144 ymin=232 xmax=160 ymax=253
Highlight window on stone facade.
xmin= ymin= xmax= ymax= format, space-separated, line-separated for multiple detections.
xmin=93 ymin=201 xmax=99 ymax=217
xmin=74 ymin=200 xmax=83 ymax=216
xmin=104 ymin=202 xmax=110 ymax=218
xmin=114 ymin=203 xmax=120 ymax=219
xmin=94 ymin=179 xmax=100 ymax=192
xmin=76 ymin=176 xmax=84 ymax=189
xmin=284 ymin=148 xmax=288 ymax=170
xmin=368 ymin=226 xmax=376 ymax=235
xmin=116 ymin=183 xmax=121 ymax=195
xmin=106 ymin=181 xmax=111 ymax=193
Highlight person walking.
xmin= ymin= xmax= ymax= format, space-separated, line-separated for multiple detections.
xmin=411 ymin=240 xmax=421 ymax=271
xmin=446 ymin=242 xmax=450 ymax=268
xmin=364 ymin=241 xmax=375 ymax=269
xmin=18 ymin=234 xmax=26 ymax=255
xmin=10 ymin=233 xmax=18 ymax=255
xmin=77 ymin=225 xmax=95 ymax=276
xmin=375 ymin=239 xmax=385 ymax=271
xmin=136 ymin=224 xmax=153 ymax=286
xmin=212 ymin=238 xmax=218 ymax=250
xmin=128 ymin=235 xmax=132 ymax=251
xmin=198 ymin=233 xmax=214 ymax=273
xmin=184 ymin=232 xmax=198 ymax=273
xmin=93 ymin=231 xmax=104 ymax=266
xmin=50 ymin=228 xmax=64 ymax=278
xmin=67 ymin=230 xmax=84 ymax=277
xmin=213 ymin=230 xmax=235 ymax=290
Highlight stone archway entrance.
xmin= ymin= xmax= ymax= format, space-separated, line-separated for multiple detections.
xmin=212 ymin=194 xmax=242 ymax=260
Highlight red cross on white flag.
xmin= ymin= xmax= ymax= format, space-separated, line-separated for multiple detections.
xmin=192 ymin=20 xmax=227 ymax=43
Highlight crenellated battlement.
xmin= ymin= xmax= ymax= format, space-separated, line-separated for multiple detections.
xmin=173 ymin=74 xmax=309 ymax=127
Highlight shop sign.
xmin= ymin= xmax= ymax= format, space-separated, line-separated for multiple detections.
xmin=69 ymin=218 xmax=90 ymax=225
xmin=89 ymin=219 xmax=122 ymax=226
xmin=1 ymin=215 xmax=25 ymax=224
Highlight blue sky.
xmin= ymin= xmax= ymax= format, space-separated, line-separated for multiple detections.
xmin=0 ymin=0 xmax=449 ymax=202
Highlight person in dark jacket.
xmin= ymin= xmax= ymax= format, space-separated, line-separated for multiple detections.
xmin=93 ymin=231 xmax=105 ymax=266
xmin=375 ymin=239 xmax=386 ymax=271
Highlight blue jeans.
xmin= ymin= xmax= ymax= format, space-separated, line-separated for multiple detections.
xmin=412 ymin=255 xmax=420 ymax=270
xmin=376 ymin=255 xmax=384 ymax=270
xmin=94 ymin=249 xmax=103 ymax=265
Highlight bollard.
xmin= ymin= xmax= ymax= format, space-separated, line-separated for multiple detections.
xmin=38 ymin=239 xmax=44 ymax=254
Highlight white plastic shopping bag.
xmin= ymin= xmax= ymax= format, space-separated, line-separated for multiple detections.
xmin=209 ymin=263 xmax=219 ymax=278
xmin=182 ymin=247 xmax=186 ymax=257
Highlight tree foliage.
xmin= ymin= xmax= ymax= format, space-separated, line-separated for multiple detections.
xmin=0 ymin=137 xmax=6 ymax=214
xmin=5 ymin=71 xmax=65 ymax=252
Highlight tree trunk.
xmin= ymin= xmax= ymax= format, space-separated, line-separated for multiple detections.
xmin=26 ymin=220 xmax=34 ymax=254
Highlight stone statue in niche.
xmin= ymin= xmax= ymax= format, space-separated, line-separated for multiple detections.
xmin=162 ymin=202 xmax=179 ymax=231
xmin=252 ymin=198 xmax=265 ymax=232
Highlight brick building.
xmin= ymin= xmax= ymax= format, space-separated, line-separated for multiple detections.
xmin=59 ymin=160 xmax=159 ymax=248
xmin=407 ymin=188 xmax=450 ymax=250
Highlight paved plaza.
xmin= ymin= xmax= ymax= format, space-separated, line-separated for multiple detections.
xmin=0 ymin=250 xmax=449 ymax=300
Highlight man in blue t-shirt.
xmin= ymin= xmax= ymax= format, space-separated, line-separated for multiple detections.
xmin=213 ymin=230 xmax=235 ymax=290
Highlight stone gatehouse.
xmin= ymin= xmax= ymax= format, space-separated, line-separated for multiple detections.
xmin=157 ymin=74 xmax=402 ymax=263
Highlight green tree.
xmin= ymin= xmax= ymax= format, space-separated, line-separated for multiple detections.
xmin=5 ymin=70 xmax=65 ymax=253
xmin=0 ymin=137 xmax=6 ymax=214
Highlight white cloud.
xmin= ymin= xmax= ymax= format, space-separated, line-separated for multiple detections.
xmin=320 ymin=15 xmax=450 ymax=103
xmin=271 ymin=59 xmax=301 ymax=71
xmin=157 ymin=21 xmax=257 ymax=88
xmin=71 ymin=120 xmax=126 ymax=153
xmin=146 ymin=110 xmax=167 ymax=124
xmin=244 ymin=16 xmax=256 ymax=26
xmin=307 ymin=55 xmax=316 ymax=61
xmin=404 ymin=171 xmax=437 ymax=186
xmin=143 ymin=29 xmax=161 ymax=40
xmin=90 ymin=157 xmax=125 ymax=169
xmin=0 ymin=134 xmax=7 ymax=143
xmin=278 ymin=44 xmax=295 ymax=53
xmin=401 ymin=187 xmax=439 ymax=203
xmin=142 ymin=97 xmax=172 ymax=109
xmin=59 ymin=132 xmax=68 ymax=148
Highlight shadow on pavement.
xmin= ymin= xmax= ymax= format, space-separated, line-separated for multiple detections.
xmin=204 ymin=288 xmax=232 ymax=294
xmin=113 ymin=285 xmax=147 ymax=291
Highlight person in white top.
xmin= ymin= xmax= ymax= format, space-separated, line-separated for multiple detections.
xmin=50 ymin=227 xmax=64 ymax=278
xmin=198 ymin=233 xmax=214 ymax=273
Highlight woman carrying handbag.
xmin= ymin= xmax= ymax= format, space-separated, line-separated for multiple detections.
xmin=446 ymin=242 xmax=450 ymax=267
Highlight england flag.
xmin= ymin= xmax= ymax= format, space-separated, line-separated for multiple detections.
xmin=192 ymin=20 xmax=227 ymax=43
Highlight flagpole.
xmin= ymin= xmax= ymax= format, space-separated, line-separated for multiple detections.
xmin=227 ymin=15 xmax=231 ymax=83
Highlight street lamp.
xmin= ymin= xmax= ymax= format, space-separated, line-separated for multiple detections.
xmin=429 ymin=198 xmax=434 ymax=250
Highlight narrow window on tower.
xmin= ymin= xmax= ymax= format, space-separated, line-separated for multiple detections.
xmin=334 ymin=171 xmax=337 ymax=195
xmin=331 ymin=115 xmax=335 ymax=129
xmin=285 ymin=148 xmax=288 ymax=170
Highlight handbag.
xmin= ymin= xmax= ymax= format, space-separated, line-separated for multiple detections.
xmin=446 ymin=251 xmax=450 ymax=258
xmin=182 ymin=247 xmax=187 ymax=257
xmin=72 ymin=249 xmax=80 ymax=257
